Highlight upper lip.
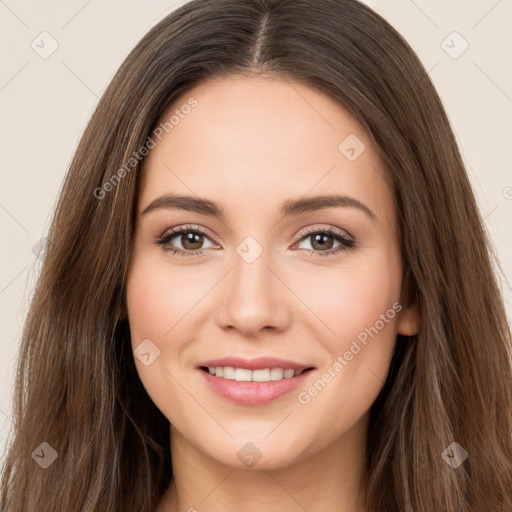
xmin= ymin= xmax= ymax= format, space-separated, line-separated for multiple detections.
xmin=197 ymin=356 xmax=315 ymax=371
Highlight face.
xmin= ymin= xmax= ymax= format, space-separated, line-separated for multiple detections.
xmin=125 ymin=75 xmax=419 ymax=470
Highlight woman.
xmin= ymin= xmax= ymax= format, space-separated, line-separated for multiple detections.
xmin=1 ymin=0 xmax=511 ymax=511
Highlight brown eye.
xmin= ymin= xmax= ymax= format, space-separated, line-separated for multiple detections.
xmin=155 ymin=225 xmax=219 ymax=256
xmin=179 ymin=231 xmax=205 ymax=250
xmin=295 ymin=227 xmax=355 ymax=257
xmin=310 ymin=232 xmax=335 ymax=250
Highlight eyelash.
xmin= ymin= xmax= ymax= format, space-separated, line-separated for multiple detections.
xmin=153 ymin=224 xmax=356 ymax=258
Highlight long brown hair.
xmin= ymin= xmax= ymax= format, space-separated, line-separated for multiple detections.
xmin=2 ymin=1 xmax=511 ymax=510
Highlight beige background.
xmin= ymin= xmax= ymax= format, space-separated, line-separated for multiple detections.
xmin=1 ymin=0 xmax=511 ymax=455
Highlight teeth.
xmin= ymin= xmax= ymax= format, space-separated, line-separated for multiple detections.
xmin=206 ymin=366 xmax=306 ymax=382
xmin=234 ymin=368 xmax=252 ymax=381
xmin=223 ymin=366 xmax=235 ymax=379
xmin=252 ymin=369 xmax=270 ymax=382
xmin=270 ymin=368 xmax=284 ymax=380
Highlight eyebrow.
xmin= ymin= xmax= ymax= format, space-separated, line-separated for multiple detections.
xmin=141 ymin=193 xmax=376 ymax=221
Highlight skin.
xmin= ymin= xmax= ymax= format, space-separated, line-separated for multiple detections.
xmin=125 ymin=74 xmax=420 ymax=512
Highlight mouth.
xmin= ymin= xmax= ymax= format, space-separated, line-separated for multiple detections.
xmin=199 ymin=365 xmax=314 ymax=382
xmin=195 ymin=357 xmax=316 ymax=405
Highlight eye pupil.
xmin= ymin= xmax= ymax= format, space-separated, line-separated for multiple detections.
xmin=182 ymin=231 xmax=203 ymax=250
xmin=311 ymin=233 xmax=334 ymax=250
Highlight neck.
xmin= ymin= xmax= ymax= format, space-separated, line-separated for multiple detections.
xmin=158 ymin=415 xmax=368 ymax=512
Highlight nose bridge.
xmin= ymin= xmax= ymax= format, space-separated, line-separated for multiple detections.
xmin=232 ymin=246 xmax=272 ymax=298
xmin=216 ymin=238 xmax=289 ymax=334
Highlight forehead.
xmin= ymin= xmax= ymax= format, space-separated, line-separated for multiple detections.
xmin=138 ymin=75 xmax=393 ymax=226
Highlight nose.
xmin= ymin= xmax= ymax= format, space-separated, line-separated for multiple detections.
xmin=216 ymin=246 xmax=291 ymax=337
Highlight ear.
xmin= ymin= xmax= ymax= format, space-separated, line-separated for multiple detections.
xmin=397 ymin=301 xmax=421 ymax=336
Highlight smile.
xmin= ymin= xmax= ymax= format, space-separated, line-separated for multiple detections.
xmin=202 ymin=366 xmax=307 ymax=382
xmin=196 ymin=357 xmax=316 ymax=405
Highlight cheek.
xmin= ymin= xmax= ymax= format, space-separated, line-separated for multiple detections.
xmin=296 ymin=250 xmax=401 ymax=348
xmin=124 ymin=256 xmax=192 ymax=384
xmin=335 ymin=269 xmax=399 ymax=346
xmin=124 ymin=257 xmax=203 ymax=423
xmin=293 ymin=249 xmax=401 ymax=416
xmin=125 ymin=257 xmax=206 ymax=344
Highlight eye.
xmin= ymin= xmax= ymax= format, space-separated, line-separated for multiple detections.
xmin=154 ymin=225 xmax=219 ymax=256
xmin=293 ymin=227 xmax=355 ymax=257
xmin=153 ymin=224 xmax=355 ymax=258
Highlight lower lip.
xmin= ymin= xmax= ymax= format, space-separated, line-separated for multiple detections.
xmin=197 ymin=368 xmax=315 ymax=405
